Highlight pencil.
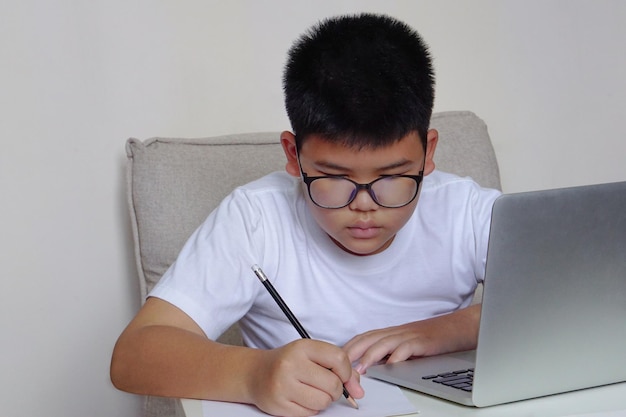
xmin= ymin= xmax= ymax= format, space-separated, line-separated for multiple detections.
xmin=251 ymin=264 xmax=359 ymax=410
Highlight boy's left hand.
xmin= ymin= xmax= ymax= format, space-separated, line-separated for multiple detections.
xmin=343 ymin=304 xmax=481 ymax=374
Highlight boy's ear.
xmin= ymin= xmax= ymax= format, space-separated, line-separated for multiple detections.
xmin=423 ymin=129 xmax=438 ymax=176
xmin=280 ymin=131 xmax=301 ymax=177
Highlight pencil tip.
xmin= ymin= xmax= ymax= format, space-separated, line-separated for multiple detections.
xmin=347 ymin=395 xmax=359 ymax=409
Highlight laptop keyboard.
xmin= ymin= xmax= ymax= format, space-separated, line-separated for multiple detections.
xmin=422 ymin=368 xmax=474 ymax=392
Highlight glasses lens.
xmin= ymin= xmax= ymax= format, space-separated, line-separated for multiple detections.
xmin=308 ymin=177 xmax=356 ymax=208
xmin=370 ymin=176 xmax=419 ymax=207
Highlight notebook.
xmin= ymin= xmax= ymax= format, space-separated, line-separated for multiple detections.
xmin=367 ymin=180 xmax=626 ymax=407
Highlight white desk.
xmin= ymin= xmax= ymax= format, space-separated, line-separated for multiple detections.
xmin=182 ymin=381 xmax=626 ymax=417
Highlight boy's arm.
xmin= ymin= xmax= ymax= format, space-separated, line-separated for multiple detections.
xmin=110 ymin=297 xmax=255 ymax=401
xmin=343 ymin=304 xmax=481 ymax=374
xmin=110 ymin=297 xmax=363 ymax=416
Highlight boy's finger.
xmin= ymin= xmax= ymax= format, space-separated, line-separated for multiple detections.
xmin=344 ymin=369 xmax=365 ymax=399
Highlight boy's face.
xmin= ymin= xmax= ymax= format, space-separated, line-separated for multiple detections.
xmin=281 ymin=130 xmax=438 ymax=256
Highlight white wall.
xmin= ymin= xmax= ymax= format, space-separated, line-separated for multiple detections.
xmin=1 ymin=1 xmax=624 ymax=416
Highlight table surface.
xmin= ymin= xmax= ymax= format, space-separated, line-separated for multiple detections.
xmin=182 ymin=381 xmax=626 ymax=417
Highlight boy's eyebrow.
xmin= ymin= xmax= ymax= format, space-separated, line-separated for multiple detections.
xmin=313 ymin=158 xmax=415 ymax=172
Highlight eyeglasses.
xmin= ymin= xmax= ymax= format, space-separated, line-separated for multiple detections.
xmin=299 ymin=166 xmax=424 ymax=209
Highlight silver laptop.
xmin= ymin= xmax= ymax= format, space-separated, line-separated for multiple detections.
xmin=368 ymin=180 xmax=626 ymax=407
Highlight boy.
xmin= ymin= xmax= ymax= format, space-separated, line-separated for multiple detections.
xmin=111 ymin=13 xmax=500 ymax=417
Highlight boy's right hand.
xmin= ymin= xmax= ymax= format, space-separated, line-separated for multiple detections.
xmin=247 ymin=339 xmax=363 ymax=417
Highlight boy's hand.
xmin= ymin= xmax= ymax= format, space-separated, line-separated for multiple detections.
xmin=248 ymin=339 xmax=363 ymax=417
xmin=343 ymin=304 xmax=481 ymax=374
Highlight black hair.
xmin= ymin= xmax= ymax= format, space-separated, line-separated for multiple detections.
xmin=283 ymin=13 xmax=435 ymax=150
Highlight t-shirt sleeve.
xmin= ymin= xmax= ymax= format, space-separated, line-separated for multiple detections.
xmin=471 ymin=185 xmax=502 ymax=283
xmin=148 ymin=188 xmax=265 ymax=339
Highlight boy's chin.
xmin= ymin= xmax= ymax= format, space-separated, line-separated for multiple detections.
xmin=330 ymin=236 xmax=395 ymax=256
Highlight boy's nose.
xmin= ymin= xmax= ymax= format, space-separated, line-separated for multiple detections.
xmin=348 ymin=188 xmax=379 ymax=211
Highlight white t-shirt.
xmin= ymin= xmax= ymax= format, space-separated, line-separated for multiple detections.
xmin=150 ymin=170 xmax=501 ymax=349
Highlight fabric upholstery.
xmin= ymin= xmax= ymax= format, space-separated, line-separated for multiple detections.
xmin=125 ymin=110 xmax=501 ymax=417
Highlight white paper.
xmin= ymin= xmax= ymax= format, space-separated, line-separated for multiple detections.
xmin=201 ymin=376 xmax=418 ymax=417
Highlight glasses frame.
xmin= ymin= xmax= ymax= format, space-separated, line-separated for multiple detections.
xmin=298 ymin=158 xmax=425 ymax=209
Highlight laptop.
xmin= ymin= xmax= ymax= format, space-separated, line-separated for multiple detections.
xmin=367 ymin=180 xmax=626 ymax=407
